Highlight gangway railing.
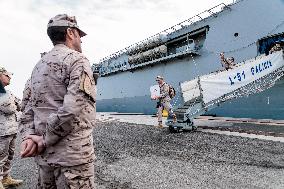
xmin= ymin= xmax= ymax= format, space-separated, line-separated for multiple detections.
xmin=166 ymin=50 xmax=284 ymax=132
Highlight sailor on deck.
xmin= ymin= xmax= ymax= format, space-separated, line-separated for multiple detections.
xmin=220 ymin=52 xmax=236 ymax=70
xmin=269 ymin=42 xmax=282 ymax=54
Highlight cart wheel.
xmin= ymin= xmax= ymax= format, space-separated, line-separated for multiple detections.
xmin=169 ymin=126 xmax=175 ymax=133
xmin=192 ymin=125 xmax=197 ymax=131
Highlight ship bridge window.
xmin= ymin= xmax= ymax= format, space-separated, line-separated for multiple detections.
xmin=167 ymin=26 xmax=208 ymax=55
xmin=258 ymin=32 xmax=284 ymax=55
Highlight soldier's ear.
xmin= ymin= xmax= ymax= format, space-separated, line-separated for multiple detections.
xmin=66 ymin=28 xmax=74 ymax=40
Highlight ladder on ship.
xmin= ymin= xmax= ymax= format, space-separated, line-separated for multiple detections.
xmin=166 ymin=50 xmax=284 ymax=132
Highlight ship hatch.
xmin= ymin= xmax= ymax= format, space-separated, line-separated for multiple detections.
xmin=167 ymin=26 xmax=208 ymax=55
xmin=126 ymin=26 xmax=207 ymax=69
xmin=258 ymin=32 xmax=284 ymax=55
xmin=96 ymin=26 xmax=208 ymax=76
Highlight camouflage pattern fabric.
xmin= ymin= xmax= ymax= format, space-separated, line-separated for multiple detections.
xmin=47 ymin=14 xmax=87 ymax=37
xmin=0 ymin=91 xmax=20 ymax=136
xmin=220 ymin=56 xmax=235 ymax=70
xmin=157 ymin=101 xmax=174 ymax=122
xmin=159 ymin=82 xmax=171 ymax=102
xmin=20 ymin=44 xmax=96 ymax=166
xmin=21 ymin=78 xmax=31 ymax=112
xmin=157 ymin=82 xmax=174 ymax=122
xmin=37 ymin=162 xmax=95 ymax=189
xmin=0 ymin=134 xmax=17 ymax=180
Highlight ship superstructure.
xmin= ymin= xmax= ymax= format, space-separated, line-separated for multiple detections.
xmin=93 ymin=0 xmax=284 ymax=119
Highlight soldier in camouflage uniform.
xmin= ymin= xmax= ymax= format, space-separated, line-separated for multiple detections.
xmin=0 ymin=67 xmax=23 ymax=189
xmin=269 ymin=43 xmax=282 ymax=54
xmin=154 ymin=76 xmax=176 ymax=128
xmin=20 ymin=14 xmax=96 ymax=188
xmin=220 ymin=52 xmax=236 ymax=70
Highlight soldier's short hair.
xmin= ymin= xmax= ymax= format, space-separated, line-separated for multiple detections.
xmin=47 ymin=26 xmax=68 ymax=45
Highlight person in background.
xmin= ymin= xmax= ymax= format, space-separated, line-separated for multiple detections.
xmin=269 ymin=43 xmax=282 ymax=54
xmin=0 ymin=67 xmax=23 ymax=189
xmin=220 ymin=52 xmax=236 ymax=70
xmin=153 ymin=76 xmax=176 ymax=128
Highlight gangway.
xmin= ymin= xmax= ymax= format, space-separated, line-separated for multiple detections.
xmin=166 ymin=50 xmax=284 ymax=132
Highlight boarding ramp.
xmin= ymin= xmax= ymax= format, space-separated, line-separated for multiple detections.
xmin=166 ymin=50 xmax=284 ymax=132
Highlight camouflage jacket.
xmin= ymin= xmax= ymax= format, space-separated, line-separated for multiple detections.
xmin=20 ymin=44 xmax=96 ymax=166
xmin=220 ymin=57 xmax=235 ymax=70
xmin=21 ymin=78 xmax=31 ymax=112
xmin=159 ymin=82 xmax=171 ymax=102
xmin=0 ymin=90 xmax=20 ymax=136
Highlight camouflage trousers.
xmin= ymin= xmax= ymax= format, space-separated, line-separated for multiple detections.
xmin=0 ymin=134 xmax=17 ymax=180
xmin=157 ymin=101 xmax=174 ymax=123
xmin=37 ymin=162 xmax=95 ymax=189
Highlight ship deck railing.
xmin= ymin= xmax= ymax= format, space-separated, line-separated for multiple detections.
xmin=97 ymin=2 xmax=234 ymax=64
xmin=99 ymin=49 xmax=200 ymax=76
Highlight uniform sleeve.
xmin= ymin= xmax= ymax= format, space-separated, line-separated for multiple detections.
xmin=44 ymin=57 xmax=96 ymax=147
xmin=19 ymin=99 xmax=36 ymax=140
xmin=21 ymin=78 xmax=31 ymax=112
xmin=220 ymin=56 xmax=228 ymax=68
xmin=0 ymin=93 xmax=18 ymax=115
xmin=15 ymin=97 xmax=21 ymax=112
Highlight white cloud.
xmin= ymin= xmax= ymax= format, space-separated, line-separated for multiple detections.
xmin=0 ymin=0 xmax=234 ymax=97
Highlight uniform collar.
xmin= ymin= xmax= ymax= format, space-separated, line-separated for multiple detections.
xmin=159 ymin=82 xmax=165 ymax=87
xmin=54 ymin=43 xmax=69 ymax=49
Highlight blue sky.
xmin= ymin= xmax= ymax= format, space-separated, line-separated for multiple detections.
xmin=0 ymin=0 xmax=234 ymax=97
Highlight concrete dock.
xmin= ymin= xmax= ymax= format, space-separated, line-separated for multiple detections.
xmin=10 ymin=113 xmax=284 ymax=189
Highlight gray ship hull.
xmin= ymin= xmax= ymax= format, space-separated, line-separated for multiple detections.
xmin=97 ymin=79 xmax=284 ymax=119
xmin=95 ymin=0 xmax=284 ymax=119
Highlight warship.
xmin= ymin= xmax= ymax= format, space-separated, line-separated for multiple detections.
xmin=93 ymin=0 xmax=284 ymax=120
